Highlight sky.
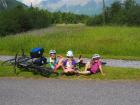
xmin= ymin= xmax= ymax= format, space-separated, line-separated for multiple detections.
xmin=17 ymin=0 xmax=126 ymax=15
xmin=18 ymin=0 xmax=106 ymax=9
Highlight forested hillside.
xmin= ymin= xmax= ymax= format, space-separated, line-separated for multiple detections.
xmin=0 ymin=0 xmax=140 ymax=36
xmin=86 ymin=0 xmax=140 ymax=26
xmin=0 ymin=0 xmax=26 ymax=10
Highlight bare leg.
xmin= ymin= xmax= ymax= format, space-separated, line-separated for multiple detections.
xmin=84 ymin=62 xmax=91 ymax=71
xmin=64 ymin=68 xmax=73 ymax=72
xmin=54 ymin=58 xmax=64 ymax=72
xmin=78 ymin=62 xmax=91 ymax=74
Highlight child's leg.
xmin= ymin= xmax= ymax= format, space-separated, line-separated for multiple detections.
xmin=54 ymin=58 xmax=64 ymax=72
xmin=84 ymin=62 xmax=91 ymax=71
xmin=54 ymin=64 xmax=61 ymax=72
xmin=63 ymin=69 xmax=70 ymax=73
xmin=64 ymin=68 xmax=75 ymax=73
xmin=78 ymin=71 xmax=91 ymax=74
xmin=77 ymin=62 xmax=91 ymax=74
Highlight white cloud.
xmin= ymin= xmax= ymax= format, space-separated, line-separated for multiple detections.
xmin=46 ymin=0 xmax=91 ymax=10
xmin=94 ymin=0 xmax=102 ymax=4
xmin=20 ymin=0 xmax=42 ymax=6
xmin=19 ymin=0 xmax=105 ymax=10
xmin=121 ymin=0 xmax=126 ymax=3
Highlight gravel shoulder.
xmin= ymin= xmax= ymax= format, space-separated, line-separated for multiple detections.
xmin=0 ymin=55 xmax=140 ymax=69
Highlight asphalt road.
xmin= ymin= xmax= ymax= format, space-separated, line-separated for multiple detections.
xmin=0 ymin=79 xmax=140 ymax=105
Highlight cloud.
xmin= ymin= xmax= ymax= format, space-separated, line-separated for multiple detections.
xmin=94 ymin=0 xmax=103 ymax=4
xmin=121 ymin=0 xmax=126 ymax=3
xmin=20 ymin=0 xmax=42 ymax=6
xmin=44 ymin=0 xmax=92 ymax=10
xmin=19 ymin=0 xmax=105 ymax=10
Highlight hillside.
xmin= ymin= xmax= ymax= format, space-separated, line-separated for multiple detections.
xmin=0 ymin=25 xmax=140 ymax=60
xmin=0 ymin=0 xmax=26 ymax=10
xmin=31 ymin=0 xmax=140 ymax=15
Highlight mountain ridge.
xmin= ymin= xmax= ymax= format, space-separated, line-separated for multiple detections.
xmin=0 ymin=0 xmax=26 ymax=10
xmin=38 ymin=0 xmax=140 ymax=15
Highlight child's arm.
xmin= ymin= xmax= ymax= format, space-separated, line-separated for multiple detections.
xmin=99 ymin=65 xmax=105 ymax=76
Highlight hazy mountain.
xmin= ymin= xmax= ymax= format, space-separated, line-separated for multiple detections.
xmin=17 ymin=0 xmax=140 ymax=15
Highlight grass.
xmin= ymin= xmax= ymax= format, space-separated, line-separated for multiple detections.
xmin=0 ymin=64 xmax=42 ymax=78
xmin=0 ymin=62 xmax=140 ymax=80
xmin=0 ymin=25 xmax=140 ymax=60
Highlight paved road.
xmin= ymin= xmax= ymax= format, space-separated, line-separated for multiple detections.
xmin=0 ymin=79 xmax=140 ymax=105
xmin=0 ymin=55 xmax=140 ymax=69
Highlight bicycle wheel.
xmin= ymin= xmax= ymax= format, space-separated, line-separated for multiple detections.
xmin=13 ymin=53 xmax=18 ymax=75
xmin=33 ymin=66 xmax=58 ymax=77
xmin=1 ymin=58 xmax=16 ymax=66
xmin=39 ymin=67 xmax=53 ymax=77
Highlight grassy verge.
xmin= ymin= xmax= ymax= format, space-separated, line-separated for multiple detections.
xmin=0 ymin=25 xmax=140 ymax=60
xmin=0 ymin=65 xmax=42 ymax=78
xmin=0 ymin=63 xmax=140 ymax=80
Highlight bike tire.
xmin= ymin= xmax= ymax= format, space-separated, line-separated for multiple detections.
xmin=1 ymin=59 xmax=15 ymax=66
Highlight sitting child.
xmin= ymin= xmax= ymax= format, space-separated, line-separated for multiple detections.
xmin=47 ymin=50 xmax=63 ymax=72
xmin=63 ymin=50 xmax=77 ymax=74
xmin=78 ymin=54 xmax=105 ymax=76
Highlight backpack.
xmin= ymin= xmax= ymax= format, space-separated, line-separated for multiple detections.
xmin=33 ymin=57 xmax=47 ymax=66
xmin=30 ymin=48 xmax=44 ymax=58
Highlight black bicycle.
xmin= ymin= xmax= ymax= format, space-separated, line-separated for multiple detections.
xmin=1 ymin=49 xmax=59 ymax=77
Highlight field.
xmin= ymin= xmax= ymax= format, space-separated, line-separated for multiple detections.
xmin=0 ymin=25 xmax=140 ymax=60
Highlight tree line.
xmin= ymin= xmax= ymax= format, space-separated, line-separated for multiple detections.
xmin=87 ymin=0 xmax=140 ymax=26
xmin=0 ymin=0 xmax=140 ymax=36
xmin=0 ymin=5 xmax=88 ymax=36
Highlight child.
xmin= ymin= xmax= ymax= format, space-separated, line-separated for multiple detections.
xmin=78 ymin=54 xmax=105 ymax=76
xmin=63 ymin=50 xmax=77 ymax=73
xmin=47 ymin=50 xmax=63 ymax=72
xmin=54 ymin=55 xmax=64 ymax=72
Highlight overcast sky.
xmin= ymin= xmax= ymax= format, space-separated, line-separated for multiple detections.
xmin=18 ymin=0 xmax=105 ymax=9
xmin=18 ymin=0 xmax=125 ymax=11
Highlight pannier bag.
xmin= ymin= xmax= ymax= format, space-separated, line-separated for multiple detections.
xmin=34 ymin=57 xmax=47 ymax=66
xmin=30 ymin=48 xmax=44 ymax=58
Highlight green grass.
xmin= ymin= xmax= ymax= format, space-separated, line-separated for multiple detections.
xmin=61 ymin=66 xmax=140 ymax=80
xmin=0 ymin=62 xmax=140 ymax=80
xmin=0 ymin=25 xmax=140 ymax=60
xmin=0 ymin=64 xmax=42 ymax=78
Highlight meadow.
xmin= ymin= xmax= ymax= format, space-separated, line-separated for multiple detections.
xmin=0 ymin=25 xmax=140 ymax=60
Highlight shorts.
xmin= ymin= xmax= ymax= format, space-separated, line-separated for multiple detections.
xmin=90 ymin=69 xmax=100 ymax=74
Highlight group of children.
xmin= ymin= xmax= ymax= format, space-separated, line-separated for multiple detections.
xmin=46 ymin=50 xmax=105 ymax=76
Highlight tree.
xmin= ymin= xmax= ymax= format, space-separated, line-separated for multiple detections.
xmin=125 ymin=5 xmax=140 ymax=25
xmin=124 ymin=0 xmax=136 ymax=10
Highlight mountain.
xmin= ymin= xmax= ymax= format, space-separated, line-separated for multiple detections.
xmin=0 ymin=0 xmax=26 ymax=11
xmin=38 ymin=0 xmax=105 ymax=15
xmin=38 ymin=0 xmax=140 ymax=15
xmin=18 ymin=0 xmax=140 ymax=16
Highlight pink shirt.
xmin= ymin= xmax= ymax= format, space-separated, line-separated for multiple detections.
xmin=90 ymin=60 xmax=101 ymax=73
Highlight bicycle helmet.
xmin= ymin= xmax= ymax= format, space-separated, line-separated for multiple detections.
xmin=92 ymin=54 xmax=101 ymax=59
xmin=66 ymin=50 xmax=73 ymax=57
xmin=49 ymin=50 xmax=56 ymax=54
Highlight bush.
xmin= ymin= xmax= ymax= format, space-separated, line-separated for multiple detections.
xmin=86 ymin=15 xmax=103 ymax=26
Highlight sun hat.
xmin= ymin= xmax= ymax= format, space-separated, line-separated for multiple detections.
xmin=66 ymin=50 xmax=74 ymax=57
xmin=92 ymin=54 xmax=101 ymax=59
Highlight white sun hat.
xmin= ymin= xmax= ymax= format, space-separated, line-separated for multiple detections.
xmin=92 ymin=54 xmax=101 ymax=59
xmin=66 ymin=50 xmax=74 ymax=57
